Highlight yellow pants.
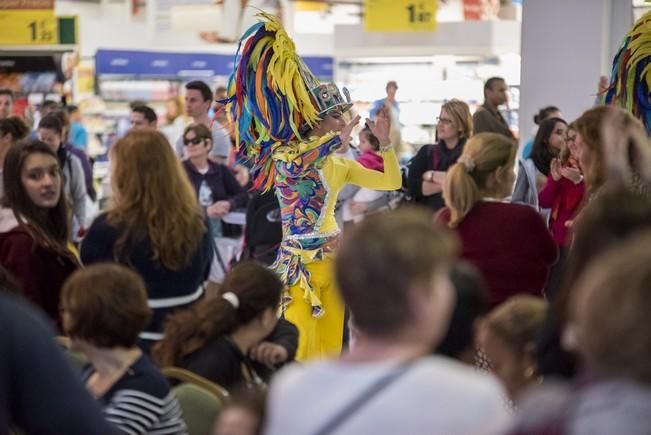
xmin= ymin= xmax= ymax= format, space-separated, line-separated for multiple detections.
xmin=283 ymin=257 xmax=345 ymax=362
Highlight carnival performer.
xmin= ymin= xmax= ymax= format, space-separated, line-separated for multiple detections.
xmin=223 ymin=13 xmax=402 ymax=361
xmin=605 ymin=9 xmax=651 ymax=133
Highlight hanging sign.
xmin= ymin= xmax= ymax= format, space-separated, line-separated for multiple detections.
xmin=0 ymin=0 xmax=58 ymax=45
xmin=365 ymin=0 xmax=437 ymax=32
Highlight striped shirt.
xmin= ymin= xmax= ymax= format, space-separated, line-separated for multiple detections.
xmin=84 ymin=356 xmax=188 ymax=435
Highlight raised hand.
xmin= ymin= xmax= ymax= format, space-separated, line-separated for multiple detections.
xmin=366 ymin=107 xmax=391 ymax=147
xmin=339 ymin=114 xmax=361 ymax=149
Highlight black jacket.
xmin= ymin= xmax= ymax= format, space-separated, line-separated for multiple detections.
xmin=407 ymin=138 xmax=466 ymax=211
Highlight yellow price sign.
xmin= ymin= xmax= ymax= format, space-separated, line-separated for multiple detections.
xmin=365 ymin=0 xmax=437 ymax=32
xmin=0 ymin=9 xmax=58 ymax=44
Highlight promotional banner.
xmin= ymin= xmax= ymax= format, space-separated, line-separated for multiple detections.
xmin=0 ymin=0 xmax=58 ymax=45
xmin=365 ymin=0 xmax=437 ymax=32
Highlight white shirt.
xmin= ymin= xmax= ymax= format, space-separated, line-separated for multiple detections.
xmin=264 ymin=356 xmax=511 ymax=435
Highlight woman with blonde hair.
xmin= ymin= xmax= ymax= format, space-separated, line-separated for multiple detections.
xmin=81 ymin=130 xmax=213 ymax=352
xmin=407 ymin=99 xmax=472 ymax=211
xmin=439 ymin=132 xmax=556 ymax=308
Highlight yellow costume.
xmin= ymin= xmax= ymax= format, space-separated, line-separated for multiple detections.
xmin=224 ymin=13 xmax=401 ymax=361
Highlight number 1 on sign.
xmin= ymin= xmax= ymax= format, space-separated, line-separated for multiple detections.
xmin=406 ymin=3 xmax=433 ymax=23
xmin=27 ymin=20 xmax=54 ymax=42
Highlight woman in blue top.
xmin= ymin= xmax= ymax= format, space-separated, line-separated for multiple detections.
xmin=81 ymin=130 xmax=213 ymax=351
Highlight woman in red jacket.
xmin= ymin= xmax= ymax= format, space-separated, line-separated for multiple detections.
xmin=538 ymin=125 xmax=586 ymax=247
xmin=0 ymin=140 xmax=79 ymax=329
xmin=439 ymin=133 xmax=556 ymax=308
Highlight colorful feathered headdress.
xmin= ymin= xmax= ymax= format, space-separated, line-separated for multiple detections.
xmin=605 ymin=10 xmax=651 ymax=134
xmin=223 ymin=12 xmax=352 ymax=191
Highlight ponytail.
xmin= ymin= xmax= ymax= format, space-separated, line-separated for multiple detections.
xmin=152 ymin=261 xmax=283 ymax=368
xmin=153 ymin=299 xmax=238 ymax=367
xmin=444 ymin=160 xmax=481 ymax=227
xmin=443 ymin=133 xmax=517 ymax=228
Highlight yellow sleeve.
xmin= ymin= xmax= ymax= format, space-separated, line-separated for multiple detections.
xmin=344 ymin=149 xmax=402 ymax=191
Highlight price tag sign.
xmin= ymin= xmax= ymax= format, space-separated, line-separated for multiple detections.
xmin=0 ymin=0 xmax=58 ymax=45
xmin=365 ymin=0 xmax=438 ymax=32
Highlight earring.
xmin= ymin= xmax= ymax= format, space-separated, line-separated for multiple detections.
xmin=523 ymin=367 xmax=536 ymax=379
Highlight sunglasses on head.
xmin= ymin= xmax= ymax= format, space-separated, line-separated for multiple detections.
xmin=183 ymin=137 xmax=205 ymax=146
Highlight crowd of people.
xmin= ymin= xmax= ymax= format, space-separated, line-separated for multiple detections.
xmin=1 ymin=11 xmax=651 ymax=435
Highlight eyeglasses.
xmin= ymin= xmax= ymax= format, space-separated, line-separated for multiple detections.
xmin=183 ymin=137 xmax=205 ymax=146
xmin=436 ymin=117 xmax=454 ymax=125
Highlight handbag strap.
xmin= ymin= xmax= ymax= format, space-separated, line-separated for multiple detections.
xmin=312 ymin=359 xmax=418 ymax=435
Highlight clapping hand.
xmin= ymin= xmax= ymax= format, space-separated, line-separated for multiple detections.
xmin=366 ymin=107 xmax=391 ymax=147
xmin=560 ymin=166 xmax=583 ymax=184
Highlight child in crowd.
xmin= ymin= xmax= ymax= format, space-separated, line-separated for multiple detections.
xmin=478 ymin=295 xmax=547 ymax=404
xmin=344 ymin=126 xmax=392 ymax=223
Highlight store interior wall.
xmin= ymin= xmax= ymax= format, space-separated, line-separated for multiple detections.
xmin=519 ymin=0 xmax=633 ymax=145
xmin=55 ymin=0 xmax=333 ymax=58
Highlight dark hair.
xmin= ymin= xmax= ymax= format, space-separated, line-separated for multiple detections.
xmin=436 ymin=261 xmax=488 ymax=359
xmin=484 ymin=77 xmax=505 ymax=97
xmin=183 ymin=123 xmax=213 ymax=153
xmin=0 ymin=89 xmax=14 ymax=101
xmin=0 ymin=117 xmax=29 ymax=141
xmin=153 ymin=261 xmax=283 ymax=367
xmin=531 ymin=117 xmax=567 ymax=176
xmin=2 ymin=140 xmax=70 ymax=246
xmin=132 ymin=105 xmax=158 ymax=124
xmin=129 ymin=100 xmax=147 ymax=110
xmin=360 ymin=126 xmax=380 ymax=151
xmin=533 ymin=106 xmax=560 ymax=125
xmin=61 ymin=263 xmax=151 ymax=348
xmin=386 ymin=80 xmax=398 ymax=90
xmin=65 ymin=105 xmax=79 ymax=115
xmin=38 ymin=114 xmax=64 ymax=135
xmin=185 ymin=80 xmax=213 ymax=102
xmin=41 ymin=100 xmax=59 ymax=111
xmin=336 ymin=208 xmax=456 ymax=337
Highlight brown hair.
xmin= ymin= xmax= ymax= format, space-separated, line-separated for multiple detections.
xmin=573 ymin=105 xmax=651 ymax=190
xmin=441 ymin=99 xmax=473 ymax=139
xmin=182 ymin=123 xmax=213 ymax=152
xmin=443 ymin=133 xmax=517 ymax=227
xmin=107 ymin=130 xmax=205 ymax=270
xmin=61 ymin=263 xmax=151 ymax=348
xmin=571 ymin=232 xmax=651 ymax=384
xmin=0 ymin=117 xmax=29 ymax=142
xmin=483 ymin=295 xmax=547 ymax=356
xmin=335 ymin=208 xmax=457 ymax=337
xmin=153 ymin=261 xmax=283 ymax=367
xmin=2 ymin=140 xmax=70 ymax=248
